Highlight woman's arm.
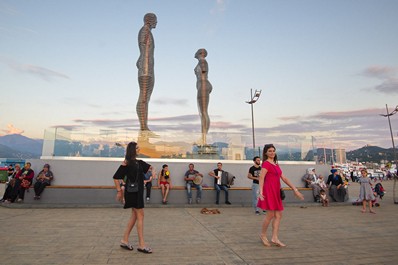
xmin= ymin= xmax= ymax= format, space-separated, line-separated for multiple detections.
xmin=281 ymin=174 xmax=304 ymax=200
xmin=258 ymin=168 xmax=267 ymax=200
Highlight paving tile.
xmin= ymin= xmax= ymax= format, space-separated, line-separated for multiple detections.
xmin=1 ymin=181 xmax=398 ymax=264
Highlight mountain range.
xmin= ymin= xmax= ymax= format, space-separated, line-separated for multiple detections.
xmin=0 ymin=134 xmax=43 ymax=159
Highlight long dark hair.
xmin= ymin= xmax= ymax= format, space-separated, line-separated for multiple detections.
xmin=125 ymin=142 xmax=138 ymax=166
xmin=262 ymin=144 xmax=278 ymax=164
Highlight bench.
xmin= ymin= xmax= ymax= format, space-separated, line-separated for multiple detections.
xmin=19 ymin=185 xmax=315 ymax=205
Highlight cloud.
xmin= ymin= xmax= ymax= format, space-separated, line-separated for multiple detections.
xmin=361 ymin=66 xmax=396 ymax=79
xmin=361 ymin=65 xmax=398 ymax=94
xmin=252 ymin=107 xmax=396 ymax=151
xmin=374 ymin=78 xmax=398 ymax=94
xmin=152 ymin=98 xmax=189 ymax=106
xmin=2 ymin=124 xmax=24 ymax=135
xmin=0 ymin=56 xmax=70 ymax=81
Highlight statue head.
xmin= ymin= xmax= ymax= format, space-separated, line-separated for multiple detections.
xmin=195 ymin=48 xmax=207 ymax=59
xmin=144 ymin=13 xmax=157 ymax=28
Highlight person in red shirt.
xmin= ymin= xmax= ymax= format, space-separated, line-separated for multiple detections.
xmin=14 ymin=162 xmax=34 ymax=202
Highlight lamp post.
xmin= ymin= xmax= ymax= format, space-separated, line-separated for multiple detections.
xmin=246 ymin=89 xmax=262 ymax=158
xmin=380 ymin=104 xmax=398 ymax=204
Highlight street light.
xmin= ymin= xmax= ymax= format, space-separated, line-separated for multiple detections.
xmin=246 ymin=88 xmax=262 ymax=158
xmin=379 ymin=104 xmax=398 ymax=204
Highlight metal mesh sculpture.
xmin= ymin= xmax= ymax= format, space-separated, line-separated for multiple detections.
xmin=136 ymin=13 xmax=157 ymax=133
xmin=194 ymin=48 xmax=212 ymax=145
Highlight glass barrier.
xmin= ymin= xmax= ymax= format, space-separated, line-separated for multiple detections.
xmin=42 ymin=128 xmax=338 ymax=163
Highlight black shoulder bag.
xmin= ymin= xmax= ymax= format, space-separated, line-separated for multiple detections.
xmin=126 ymin=161 xmax=139 ymax=193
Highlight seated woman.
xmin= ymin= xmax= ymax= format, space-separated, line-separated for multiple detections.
xmin=327 ymin=169 xmax=348 ymax=202
xmin=34 ymin=164 xmax=54 ymax=200
xmin=13 ymin=162 xmax=34 ymax=203
xmin=158 ymin=164 xmax=172 ymax=204
xmin=1 ymin=164 xmax=21 ymax=203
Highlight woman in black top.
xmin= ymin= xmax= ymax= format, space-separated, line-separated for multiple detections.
xmin=327 ymin=169 xmax=347 ymax=202
xmin=113 ymin=142 xmax=154 ymax=254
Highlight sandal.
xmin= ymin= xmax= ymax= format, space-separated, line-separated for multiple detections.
xmin=137 ymin=247 xmax=152 ymax=254
xmin=120 ymin=242 xmax=134 ymax=251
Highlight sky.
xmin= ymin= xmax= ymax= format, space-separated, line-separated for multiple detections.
xmin=1 ymin=0 xmax=398 ymax=152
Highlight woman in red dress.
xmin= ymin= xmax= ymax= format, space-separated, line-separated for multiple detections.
xmin=257 ymin=144 xmax=304 ymax=247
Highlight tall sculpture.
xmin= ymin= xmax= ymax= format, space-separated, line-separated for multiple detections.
xmin=136 ymin=13 xmax=157 ymax=133
xmin=194 ymin=48 xmax=212 ymax=145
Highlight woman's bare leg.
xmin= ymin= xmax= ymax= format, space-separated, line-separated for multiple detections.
xmin=135 ymin=208 xmax=146 ymax=248
xmin=271 ymin=211 xmax=286 ymax=246
xmin=164 ymin=185 xmax=170 ymax=201
xmin=122 ymin=209 xmax=137 ymax=243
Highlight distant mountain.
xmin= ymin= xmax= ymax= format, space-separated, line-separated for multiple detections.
xmin=346 ymin=145 xmax=396 ymax=163
xmin=0 ymin=134 xmax=42 ymax=158
xmin=0 ymin=143 xmax=39 ymax=159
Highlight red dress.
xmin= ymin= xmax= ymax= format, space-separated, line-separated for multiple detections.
xmin=257 ymin=161 xmax=284 ymax=211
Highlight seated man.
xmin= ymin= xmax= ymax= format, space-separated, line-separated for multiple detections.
xmin=303 ymin=168 xmax=321 ymax=202
xmin=209 ymin=162 xmax=231 ymax=205
xmin=184 ymin=163 xmax=203 ymax=204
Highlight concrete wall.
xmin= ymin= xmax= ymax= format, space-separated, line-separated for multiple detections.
xmin=31 ymin=157 xmax=331 ymax=188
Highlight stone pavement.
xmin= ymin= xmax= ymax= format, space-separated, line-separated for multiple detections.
xmin=1 ymin=181 xmax=397 ymax=265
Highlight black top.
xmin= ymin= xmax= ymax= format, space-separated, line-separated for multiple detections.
xmin=113 ymin=159 xmax=150 ymax=209
xmin=327 ymin=174 xmax=343 ymax=186
xmin=249 ymin=165 xmax=261 ymax=184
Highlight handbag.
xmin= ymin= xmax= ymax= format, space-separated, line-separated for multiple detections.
xmin=125 ymin=161 xmax=140 ymax=193
xmin=21 ymin=179 xmax=31 ymax=189
xmin=280 ymin=188 xmax=286 ymax=200
xmin=126 ymin=179 xmax=138 ymax=193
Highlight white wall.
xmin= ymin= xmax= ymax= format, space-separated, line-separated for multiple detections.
xmin=31 ymin=157 xmax=330 ymax=188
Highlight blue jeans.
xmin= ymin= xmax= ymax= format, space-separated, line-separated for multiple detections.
xmin=215 ymin=184 xmax=229 ymax=203
xmin=252 ymin=183 xmax=260 ymax=212
xmin=186 ymin=182 xmax=202 ymax=199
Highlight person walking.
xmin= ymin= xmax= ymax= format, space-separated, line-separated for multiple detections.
xmin=257 ymin=144 xmax=304 ymax=247
xmin=113 ymin=142 xmax=154 ymax=254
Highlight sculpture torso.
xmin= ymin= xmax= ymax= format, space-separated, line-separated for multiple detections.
xmin=137 ymin=25 xmax=155 ymax=77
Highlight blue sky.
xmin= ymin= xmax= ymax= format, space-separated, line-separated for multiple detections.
xmin=0 ymin=0 xmax=397 ymax=151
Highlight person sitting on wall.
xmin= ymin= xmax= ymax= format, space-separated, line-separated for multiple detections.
xmin=208 ymin=162 xmax=231 ymax=205
xmin=327 ymin=169 xmax=348 ymax=202
xmin=303 ymin=168 xmax=322 ymax=202
xmin=33 ymin=164 xmax=54 ymax=200
xmin=158 ymin=164 xmax=172 ymax=204
xmin=144 ymin=168 xmax=153 ymax=202
xmin=1 ymin=164 xmax=21 ymax=203
xmin=13 ymin=162 xmax=34 ymax=203
xmin=184 ymin=163 xmax=203 ymax=204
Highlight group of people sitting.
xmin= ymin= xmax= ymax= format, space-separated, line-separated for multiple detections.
xmin=1 ymin=163 xmax=54 ymax=203
xmin=122 ymin=162 xmax=234 ymax=205
xmin=302 ymin=167 xmax=349 ymax=206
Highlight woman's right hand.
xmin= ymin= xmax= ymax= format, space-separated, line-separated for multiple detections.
xmin=258 ymin=193 xmax=264 ymax=201
xmin=116 ymin=191 xmax=123 ymax=202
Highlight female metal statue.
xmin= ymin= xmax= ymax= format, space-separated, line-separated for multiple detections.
xmin=194 ymin=48 xmax=212 ymax=145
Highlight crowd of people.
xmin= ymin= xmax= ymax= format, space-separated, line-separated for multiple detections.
xmin=1 ymin=162 xmax=54 ymax=203
xmin=1 ymin=142 xmax=390 ymax=254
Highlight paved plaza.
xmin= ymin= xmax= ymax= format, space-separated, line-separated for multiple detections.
xmin=1 ymin=181 xmax=398 ymax=265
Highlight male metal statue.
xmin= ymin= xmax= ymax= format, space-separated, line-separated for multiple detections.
xmin=194 ymin=48 xmax=212 ymax=145
xmin=136 ymin=13 xmax=157 ymax=133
